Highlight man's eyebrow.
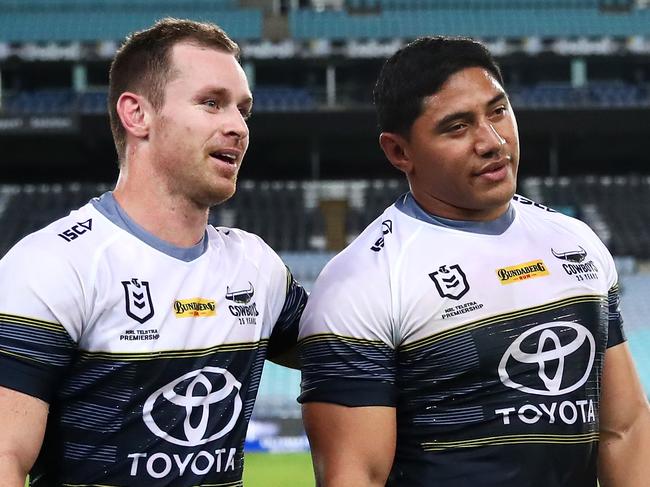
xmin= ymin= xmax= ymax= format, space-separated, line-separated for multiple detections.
xmin=196 ymin=88 xmax=253 ymax=107
xmin=435 ymin=92 xmax=508 ymax=130
xmin=487 ymin=92 xmax=507 ymax=106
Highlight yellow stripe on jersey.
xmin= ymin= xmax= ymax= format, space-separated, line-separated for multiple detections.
xmin=79 ymin=339 xmax=270 ymax=361
xmin=298 ymin=333 xmax=388 ymax=348
xmin=0 ymin=312 xmax=67 ymax=334
xmin=0 ymin=347 xmax=51 ymax=365
xmin=401 ymin=294 xmax=605 ymax=352
xmin=421 ymin=432 xmax=599 ymax=451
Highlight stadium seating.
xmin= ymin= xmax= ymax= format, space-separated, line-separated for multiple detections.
xmin=289 ymin=6 xmax=650 ymax=40
xmin=3 ymin=81 xmax=647 ymax=115
xmin=1 ymin=87 xmax=318 ymax=115
xmin=0 ymin=183 xmax=110 ymax=257
xmin=523 ymin=175 xmax=650 ymax=258
xmin=5 ymin=178 xmax=650 ymax=258
xmin=507 ymin=81 xmax=650 ymax=108
xmin=0 ymin=9 xmax=263 ymax=42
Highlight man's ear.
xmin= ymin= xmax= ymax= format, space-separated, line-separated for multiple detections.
xmin=379 ymin=132 xmax=412 ymax=175
xmin=116 ymin=92 xmax=151 ymax=141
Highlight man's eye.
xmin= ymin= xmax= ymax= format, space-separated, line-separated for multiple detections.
xmin=204 ymin=100 xmax=218 ymax=108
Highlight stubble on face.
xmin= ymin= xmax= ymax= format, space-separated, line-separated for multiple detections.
xmin=149 ymin=43 xmax=250 ymax=211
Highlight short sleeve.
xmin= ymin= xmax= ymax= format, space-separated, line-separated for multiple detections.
xmin=606 ymin=283 xmax=625 ymax=348
xmin=0 ymin=236 xmax=81 ymax=402
xmin=267 ymin=267 xmax=308 ymax=359
xmin=298 ymin=250 xmax=398 ymax=407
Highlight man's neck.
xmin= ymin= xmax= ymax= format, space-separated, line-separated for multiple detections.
xmin=112 ymin=174 xmax=209 ymax=248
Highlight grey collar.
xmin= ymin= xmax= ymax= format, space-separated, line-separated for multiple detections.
xmin=91 ymin=192 xmax=208 ymax=262
xmin=395 ymin=192 xmax=515 ymax=235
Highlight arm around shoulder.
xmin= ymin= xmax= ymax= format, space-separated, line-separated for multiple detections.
xmin=303 ymin=402 xmax=396 ymax=487
xmin=598 ymin=342 xmax=650 ymax=487
xmin=0 ymin=386 xmax=48 ymax=486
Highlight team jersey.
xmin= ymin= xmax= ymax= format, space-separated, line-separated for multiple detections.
xmin=0 ymin=192 xmax=307 ymax=487
xmin=299 ymin=193 xmax=625 ymax=487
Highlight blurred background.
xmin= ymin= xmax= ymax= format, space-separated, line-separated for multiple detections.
xmin=1 ymin=0 xmax=649 ymax=464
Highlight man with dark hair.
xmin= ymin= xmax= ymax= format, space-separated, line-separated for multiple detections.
xmin=298 ymin=36 xmax=650 ymax=486
xmin=0 ymin=18 xmax=306 ymax=486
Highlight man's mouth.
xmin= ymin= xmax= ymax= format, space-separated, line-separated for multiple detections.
xmin=477 ymin=159 xmax=508 ymax=176
xmin=209 ymin=150 xmax=239 ymax=165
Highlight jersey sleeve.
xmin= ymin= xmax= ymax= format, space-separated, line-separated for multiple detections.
xmin=606 ymin=283 xmax=625 ymax=347
xmin=583 ymin=219 xmax=626 ymax=348
xmin=298 ymin=249 xmax=398 ymax=407
xmin=0 ymin=235 xmax=83 ymax=402
xmin=266 ymin=266 xmax=308 ymax=359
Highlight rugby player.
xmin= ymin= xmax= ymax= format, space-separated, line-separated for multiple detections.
xmin=0 ymin=18 xmax=306 ymax=486
xmin=298 ymin=36 xmax=650 ymax=486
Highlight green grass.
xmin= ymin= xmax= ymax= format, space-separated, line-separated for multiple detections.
xmin=243 ymin=452 xmax=314 ymax=487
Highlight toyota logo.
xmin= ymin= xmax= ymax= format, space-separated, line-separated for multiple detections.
xmin=143 ymin=367 xmax=243 ymax=446
xmin=498 ymin=321 xmax=595 ymax=396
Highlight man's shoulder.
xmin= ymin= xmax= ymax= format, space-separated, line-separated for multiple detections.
xmin=513 ymin=194 xmax=586 ymax=226
xmin=313 ymin=209 xmax=400 ymax=290
xmin=208 ymin=225 xmax=286 ymax=272
xmin=1 ymin=201 xmax=107 ymax=267
xmin=210 ymin=225 xmax=270 ymax=252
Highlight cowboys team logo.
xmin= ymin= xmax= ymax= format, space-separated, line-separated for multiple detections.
xmin=122 ymin=278 xmax=155 ymax=324
xmin=142 ymin=367 xmax=243 ymax=447
xmin=498 ymin=321 xmax=595 ymax=396
xmin=551 ymin=246 xmax=587 ymax=263
xmin=226 ymin=282 xmax=259 ymax=323
xmin=551 ymin=246 xmax=599 ymax=281
xmin=429 ymin=264 xmax=470 ymax=300
xmin=225 ymin=282 xmax=254 ymax=304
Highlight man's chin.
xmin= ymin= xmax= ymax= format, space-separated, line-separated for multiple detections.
xmin=204 ymin=183 xmax=237 ymax=208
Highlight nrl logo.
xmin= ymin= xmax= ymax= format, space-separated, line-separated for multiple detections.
xmin=122 ymin=278 xmax=155 ymax=324
xmin=225 ymin=282 xmax=254 ymax=304
xmin=429 ymin=264 xmax=470 ymax=300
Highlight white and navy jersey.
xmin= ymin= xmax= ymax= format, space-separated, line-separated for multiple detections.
xmin=299 ymin=193 xmax=625 ymax=487
xmin=0 ymin=192 xmax=307 ymax=487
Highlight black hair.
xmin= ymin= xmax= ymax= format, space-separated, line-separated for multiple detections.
xmin=373 ymin=36 xmax=503 ymax=136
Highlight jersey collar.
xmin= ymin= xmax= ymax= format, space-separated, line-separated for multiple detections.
xmin=91 ymin=192 xmax=208 ymax=262
xmin=395 ymin=192 xmax=515 ymax=235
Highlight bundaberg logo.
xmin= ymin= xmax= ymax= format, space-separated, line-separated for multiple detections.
xmin=173 ymin=298 xmax=216 ymax=318
xmin=497 ymin=259 xmax=549 ymax=285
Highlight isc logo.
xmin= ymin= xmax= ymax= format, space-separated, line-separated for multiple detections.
xmin=57 ymin=219 xmax=92 ymax=242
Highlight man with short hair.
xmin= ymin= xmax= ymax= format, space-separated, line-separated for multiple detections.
xmin=0 ymin=18 xmax=306 ymax=486
xmin=298 ymin=36 xmax=650 ymax=486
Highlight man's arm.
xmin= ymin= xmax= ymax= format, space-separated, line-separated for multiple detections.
xmin=598 ymin=342 xmax=650 ymax=486
xmin=0 ymin=386 xmax=48 ymax=486
xmin=302 ymin=402 xmax=396 ymax=487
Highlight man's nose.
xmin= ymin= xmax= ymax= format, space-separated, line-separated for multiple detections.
xmin=475 ymin=121 xmax=506 ymax=158
xmin=222 ymin=106 xmax=249 ymax=140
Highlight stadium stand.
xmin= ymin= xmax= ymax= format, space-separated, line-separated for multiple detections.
xmin=289 ymin=7 xmax=650 ymax=40
xmin=523 ymin=176 xmax=650 ymax=258
xmin=0 ymin=6 xmax=263 ymax=42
